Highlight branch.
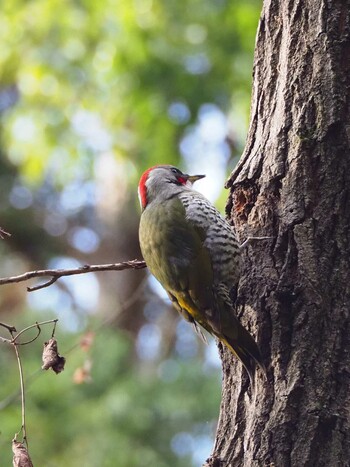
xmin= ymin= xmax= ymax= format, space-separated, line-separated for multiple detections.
xmin=13 ymin=340 xmax=28 ymax=449
xmin=0 ymin=227 xmax=11 ymax=239
xmin=0 ymin=319 xmax=59 ymax=345
xmin=0 ymin=260 xmax=147 ymax=292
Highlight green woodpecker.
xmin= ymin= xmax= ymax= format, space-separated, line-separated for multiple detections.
xmin=138 ymin=165 xmax=265 ymax=383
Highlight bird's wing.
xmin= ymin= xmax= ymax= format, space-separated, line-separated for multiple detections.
xmin=142 ymin=198 xmax=265 ymax=381
xmin=140 ymin=197 xmax=218 ymax=333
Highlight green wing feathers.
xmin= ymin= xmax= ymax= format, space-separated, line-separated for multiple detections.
xmin=140 ymin=197 xmax=265 ymax=383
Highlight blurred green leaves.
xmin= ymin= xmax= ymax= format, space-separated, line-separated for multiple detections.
xmin=0 ymin=0 xmax=261 ymax=465
xmin=0 ymin=317 xmax=222 ymax=466
xmin=1 ymin=0 xmax=260 ymax=185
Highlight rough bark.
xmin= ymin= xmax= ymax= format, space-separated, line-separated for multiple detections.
xmin=207 ymin=1 xmax=350 ymax=466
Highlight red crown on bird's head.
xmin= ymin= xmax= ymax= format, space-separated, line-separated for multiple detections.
xmin=138 ymin=165 xmax=205 ymax=210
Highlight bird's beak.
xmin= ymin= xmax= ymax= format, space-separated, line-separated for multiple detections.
xmin=187 ymin=174 xmax=206 ymax=184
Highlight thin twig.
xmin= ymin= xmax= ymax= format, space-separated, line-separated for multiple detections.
xmin=1 ymin=319 xmax=61 ymax=454
xmin=0 ymin=320 xmax=58 ymax=346
xmin=0 ymin=227 xmax=11 ymax=239
xmin=0 ymin=335 xmax=12 ymax=344
xmin=0 ymin=322 xmax=17 ymax=344
xmin=11 ymin=320 xmax=58 ymax=344
xmin=0 ymin=259 xmax=147 ymax=292
xmin=29 ymin=276 xmax=58 ymax=292
xmin=8 ymin=324 xmax=29 ymax=452
xmin=12 ymin=318 xmax=58 ymax=345
xmin=51 ymin=319 xmax=58 ymax=337
xmin=13 ymin=341 xmax=28 ymax=449
xmin=0 ymin=322 xmax=17 ymax=333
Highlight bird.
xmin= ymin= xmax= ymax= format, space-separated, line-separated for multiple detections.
xmin=138 ymin=165 xmax=265 ymax=384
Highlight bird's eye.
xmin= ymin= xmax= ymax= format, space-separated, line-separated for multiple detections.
xmin=171 ymin=168 xmax=181 ymax=175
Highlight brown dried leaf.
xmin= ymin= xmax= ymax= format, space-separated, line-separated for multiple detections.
xmin=73 ymin=359 xmax=92 ymax=384
xmin=80 ymin=331 xmax=95 ymax=352
xmin=12 ymin=439 xmax=33 ymax=467
xmin=42 ymin=338 xmax=66 ymax=374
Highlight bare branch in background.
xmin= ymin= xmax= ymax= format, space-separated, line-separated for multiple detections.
xmin=0 ymin=227 xmax=11 ymax=239
xmin=0 ymin=259 xmax=147 ymax=292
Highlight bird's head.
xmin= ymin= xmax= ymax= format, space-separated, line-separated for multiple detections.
xmin=138 ymin=165 xmax=205 ymax=210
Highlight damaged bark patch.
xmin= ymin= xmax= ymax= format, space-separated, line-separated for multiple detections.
xmin=232 ymin=181 xmax=259 ymax=223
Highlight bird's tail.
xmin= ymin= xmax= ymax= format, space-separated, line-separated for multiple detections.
xmin=221 ymin=326 xmax=266 ymax=386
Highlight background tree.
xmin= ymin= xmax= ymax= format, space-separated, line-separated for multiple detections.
xmin=208 ymin=1 xmax=350 ymax=465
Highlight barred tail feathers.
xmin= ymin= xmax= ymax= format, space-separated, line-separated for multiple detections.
xmin=221 ymin=328 xmax=266 ymax=384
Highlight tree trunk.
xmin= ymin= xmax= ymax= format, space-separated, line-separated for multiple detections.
xmin=207 ymin=1 xmax=350 ymax=465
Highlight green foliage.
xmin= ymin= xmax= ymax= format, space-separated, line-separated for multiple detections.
xmin=1 ymin=0 xmax=260 ymax=185
xmin=0 ymin=0 xmax=261 ymax=464
xmin=0 ymin=318 xmax=221 ymax=466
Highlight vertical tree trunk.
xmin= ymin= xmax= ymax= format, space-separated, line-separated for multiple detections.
xmin=207 ymin=1 xmax=350 ymax=465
